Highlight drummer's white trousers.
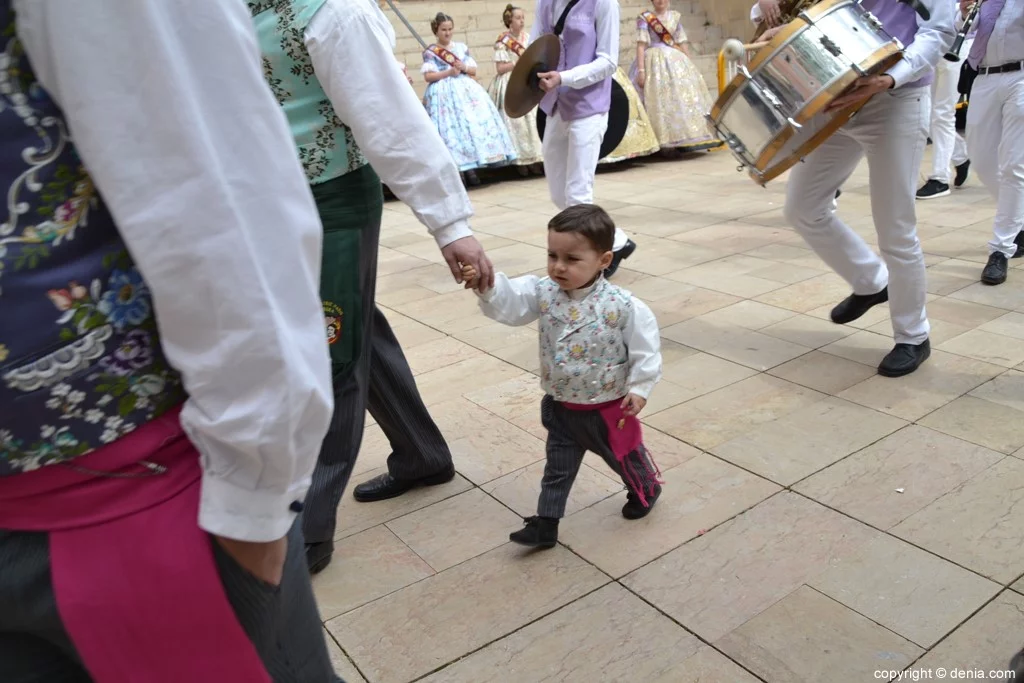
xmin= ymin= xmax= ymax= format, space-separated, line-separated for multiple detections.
xmin=928 ymin=52 xmax=970 ymax=183
xmin=966 ymin=70 xmax=1024 ymax=258
xmin=543 ymin=110 xmax=629 ymax=250
xmin=784 ymin=87 xmax=930 ymax=346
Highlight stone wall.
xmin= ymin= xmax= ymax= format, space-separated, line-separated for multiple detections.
xmin=382 ymin=0 xmax=727 ymax=98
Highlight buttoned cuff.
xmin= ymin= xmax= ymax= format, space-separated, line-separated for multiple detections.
xmin=628 ymin=381 xmax=656 ymax=400
xmin=887 ymin=60 xmax=914 ymax=89
xmin=199 ymin=471 xmax=307 ymax=542
xmin=432 ymin=220 xmax=474 ymax=249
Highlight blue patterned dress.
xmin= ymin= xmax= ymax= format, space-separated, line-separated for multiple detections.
xmin=421 ymin=42 xmax=517 ymax=171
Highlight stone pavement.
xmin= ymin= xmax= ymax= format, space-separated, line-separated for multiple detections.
xmin=315 ymin=149 xmax=1024 ymax=683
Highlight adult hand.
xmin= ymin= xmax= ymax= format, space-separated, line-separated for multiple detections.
xmin=825 ymin=74 xmax=894 ymax=112
xmin=538 ymin=70 xmax=562 ymax=92
xmin=214 ymin=535 xmax=288 ymax=587
xmin=758 ymin=0 xmax=782 ymax=26
xmin=441 ymin=236 xmax=494 ymax=291
xmin=959 ymin=0 xmax=973 ymax=15
xmin=620 ymin=393 xmax=647 ymax=417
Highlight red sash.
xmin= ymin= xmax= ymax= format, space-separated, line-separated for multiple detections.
xmin=498 ymin=32 xmax=527 ymax=57
xmin=427 ymin=43 xmax=461 ymax=67
xmin=641 ymin=11 xmax=683 ymax=51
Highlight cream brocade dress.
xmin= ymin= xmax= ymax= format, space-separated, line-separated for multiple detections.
xmin=599 ymin=67 xmax=660 ymax=165
xmin=487 ymin=32 xmax=544 ymax=166
xmin=629 ymin=10 xmax=720 ymax=151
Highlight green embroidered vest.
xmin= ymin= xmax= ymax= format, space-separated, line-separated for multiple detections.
xmin=249 ymin=0 xmax=367 ymax=185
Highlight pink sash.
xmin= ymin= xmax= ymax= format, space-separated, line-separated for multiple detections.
xmin=0 ymin=408 xmax=271 ymax=682
xmin=562 ymin=398 xmax=661 ymax=507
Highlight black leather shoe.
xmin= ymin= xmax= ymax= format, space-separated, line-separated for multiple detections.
xmin=306 ymin=540 xmax=334 ymax=575
xmin=830 ymin=287 xmax=888 ymax=325
xmin=982 ymin=252 xmax=1008 ymax=285
xmin=622 ymin=485 xmax=661 ymax=520
xmin=878 ymin=339 xmax=930 ymax=378
xmin=509 ymin=516 xmax=558 ymax=548
xmin=604 ymin=239 xmax=636 ymax=279
xmin=352 ymin=465 xmax=455 ymax=503
xmin=1014 ymin=231 xmax=1024 ymax=259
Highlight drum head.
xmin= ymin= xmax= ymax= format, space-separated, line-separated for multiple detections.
xmin=536 ymin=79 xmax=629 ymax=160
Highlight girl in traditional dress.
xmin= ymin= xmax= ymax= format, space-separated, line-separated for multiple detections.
xmin=599 ymin=68 xmax=661 ymax=165
xmin=422 ymin=12 xmax=517 ymax=186
xmin=488 ymin=4 xmax=544 ymax=175
xmin=630 ymin=0 xmax=721 ymax=153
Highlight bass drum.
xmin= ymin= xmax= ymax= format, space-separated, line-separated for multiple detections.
xmin=536 ymin=78 xmax=629 ymax=160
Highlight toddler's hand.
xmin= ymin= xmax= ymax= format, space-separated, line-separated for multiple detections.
xmin=461 ymin=263 xmax=481 ymax=291
xmin=620 ymin=393 xmax=646 ymax=418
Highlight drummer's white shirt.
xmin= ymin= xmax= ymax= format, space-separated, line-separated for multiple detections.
xmin=979 ymin=0 xmax=1024 ymax=67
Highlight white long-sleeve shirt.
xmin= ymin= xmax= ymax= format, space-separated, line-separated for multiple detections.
xmin=532 ymin=0 xmax=620 ymax=89
xmin=305 ymin=0 xmax=474 ymax=248
xmin=749 ymin=0 xmax=955 ymax=89
xmin=15 ymin=0 xmax=333 ymax=542
xmin=478 ymin=274 xmax=662 ymax=399
xmin=978 ymin=0 xmax=1024 ymax=67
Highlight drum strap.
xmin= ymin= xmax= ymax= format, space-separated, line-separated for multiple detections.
xmin=553 ymin=0 xmax=582 ymax=36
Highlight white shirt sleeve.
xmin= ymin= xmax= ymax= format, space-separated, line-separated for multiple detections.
xmin=306 ymin=0 xmax=474 ymax=249
xmin=750 ymin=2 xmax=763 ymax=23
xmin=477 ymin=274 xmax=542 ymax=326
xmin=888 ymin=0 xmax=956 ymax=88
xmin=13 ymin=0 xmax=334 ymax=542
xmin=624 ymin=297 xmax=662 ymax=399
xmin=560 ymin=0 xmax=620 ymax=89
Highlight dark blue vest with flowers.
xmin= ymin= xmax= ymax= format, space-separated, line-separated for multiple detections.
xmin=0 ymin=5 xmax=185 ymax=475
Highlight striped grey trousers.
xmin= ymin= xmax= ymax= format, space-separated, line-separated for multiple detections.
xmin=301 ymin=194 xmax=452 ymax=546
xmin=0 ymin=519 xmax=341 ymax=682
xmin=538 ymin=395 xmax=660 ymax=519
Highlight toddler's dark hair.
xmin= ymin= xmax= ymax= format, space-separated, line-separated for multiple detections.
xmin=548 ymin=204 xmax=615 ymax=253
xmin=502 ymin=4 xmax=521 ymax=28
xmin=431 ymin=12 xmax=453 ymax=34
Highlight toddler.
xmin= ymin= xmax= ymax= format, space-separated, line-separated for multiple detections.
xmin=467 ymin=204 xmax=663 ymax=548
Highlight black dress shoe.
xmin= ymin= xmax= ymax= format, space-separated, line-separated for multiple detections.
xmin=509 ymin=516 xmax=558 ymax=548
xmin=982 ymin=252 xmax=1009 ymax=285
xmin=954 ymin=160 xmax=970 ymax=188
xmin=878 ymin=339 xmax=930 ymax=377
xmin=352 ymin=465 xmax=455 ymax=503
xmin=830 ymin=287 xmax=888 ymax=325
xmin=622 ymin=485 xmax=661 ymax=520
xmin=604 ymin=239 xmax=636 ymax=279
xmin=306 ymin=540 xmax=334 ymax=575
xmin=1014 ymin=231 xmax=1024 ymax=258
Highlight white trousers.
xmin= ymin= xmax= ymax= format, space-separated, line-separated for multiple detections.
xmin=966 ymin=70 xmax=1024 ymax=258
xmin=543 ymin=110 xmax=629 ymax=250
xmin=928 ymin=51 xmax=970 ymax=182
xmin=784 ymin=87 xmax=930 ymax=345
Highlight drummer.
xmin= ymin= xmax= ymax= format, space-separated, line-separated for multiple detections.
xmin=754 ymin=0 xmax=954 ymax=377
xmin=531 ymin=0 xmax=637 ymax=278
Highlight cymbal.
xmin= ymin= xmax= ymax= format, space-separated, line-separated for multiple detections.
xmin=536 ymin=78 xmax=629 ymax=160
xmin=504 ymin=34 xmax=560 ymax=119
